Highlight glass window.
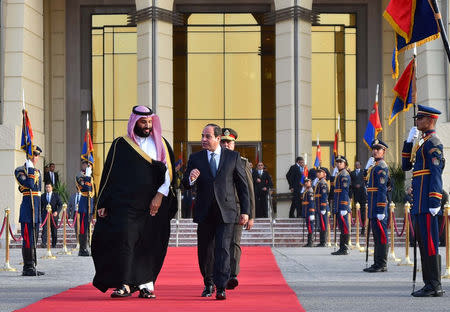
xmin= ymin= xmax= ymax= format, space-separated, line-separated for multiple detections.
xmin=91 ymin=15 xmax=137 ymax=182
xmin=312 ymin=14 xmax=356 ymax=169
xmin=187 ymin=13 xmax=261 ymax=143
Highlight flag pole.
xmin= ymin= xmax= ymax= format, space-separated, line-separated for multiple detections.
xmin=429 ymin=0 xmax=450 ymax=63
xmin=413 ymin=44 xmax=418 ymax=121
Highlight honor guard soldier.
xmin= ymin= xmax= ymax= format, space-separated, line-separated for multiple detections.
xmin=302 ymin=178 xmax=315 ymax=247
xmin=76 ymin=160 xmax=94 ymax=256
xmin=363 ymin=139 xmax=389 ymax=273
xmin=331 ymin=155 xmax=351 ymax=255
xmin=402 ymin=105 xmax=445 ymax=297
xmin=14 ymin=145 xmax=44 ymax=276
xmin=314 ymin=167 xmax=329 ymax=247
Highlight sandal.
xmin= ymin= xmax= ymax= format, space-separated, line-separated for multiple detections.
xmin=138 ymin=288 xmax=156 ymax=299
xmin=111 ymin=285 xmax=132 ymax=298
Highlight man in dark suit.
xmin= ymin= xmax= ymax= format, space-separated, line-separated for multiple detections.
xmin=182 ymin=124 xmax=250 ymax=300
xmin=67 ymin=188 xmax=82 ymax=220
xmin=44 ymin=163 xmax=59 ymax=186
xmin=286 ymin=157 xmax=306 ymax=218
xmin=253 ymin=162 xmax=273 ymax=218
xmin=40 ymin=182 xmax=62 ymax=248
xmin=350 ymin=160 xmax=367 ymax=233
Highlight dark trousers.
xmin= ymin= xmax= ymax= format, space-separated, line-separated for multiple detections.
xmin=255 ymin=192 xmax=268 ymax=218
xmin=289 ymin=191 xmax=301 ymax=218
xmin=371 ymin=217 xmax=389 ymax=268
xmin=197 ymin=201 xmax=234 ymax=289
xmin=415 ymin=214 xmax=441 ymax=288
xmin=230 ymin=223 xmax=243 ymax=278
xmin=21 ymin=222 xmax=38 ymax=271
xmin=41 ymin=217 xmax=58 ymax=247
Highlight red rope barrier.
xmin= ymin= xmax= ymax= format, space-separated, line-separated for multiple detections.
xmin=392 ymin=213 xmax=406 ymax=237
xmin=66 ymin=212 xmax=77 ymax=228
xmin=40 ymin=212 xmax=49 ymax=228
xmin=438 ymin=215 xmax=448 ymax=237
xmin=9 ymin=224 xmax=23 ymax=242
xmin=50 ymin=212 xmax=65 ymax=229
xmin=0 ymin=216 xmax=6 ymax=238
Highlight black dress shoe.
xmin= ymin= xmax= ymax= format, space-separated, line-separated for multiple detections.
xmin=331 ymin=249 xmax=349 ymax=255
xmin=216 ymin=288 xmax=226 ymax=300
xmin=226 ymin=277 xmax=239 ymax=290
xmin=78 ymin=250 xmax=91 ymax=257
xmin=22 ymin=269 xmax=45 ymax=276
xmin=316 ymin=243 xmax=326 ymax=247
xmin=363 ymin=266 xmax=387 ymax=273
xmin=138 ymin=288 xmax=156 ymax=299
xmin=412 ymin=284 xmax=445 ymax=297
xmin=201 ymin=285 xmax=214 ymax=297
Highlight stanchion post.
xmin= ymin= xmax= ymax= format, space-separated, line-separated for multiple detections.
xmin=41 ymin=204 xmax=56 ymax=259
xmin=326 ymin=211 xmax=331 ymax=247
xmin=442 ymin=204 xmax=450 ymax=278
xmin=58 ymin=204 xmax=71 ymax=255
xmin=355 ymin=203 xmax=364 ymax=252
xmin=72 ymin=208 xmax=80 ymax=251
xmin=399 ymin=202 xmax=413 ymax=266
xmin=348 ymin=209 xmax=353 ymax=249
xmin=0 ymin=208 xmax=17 ymax=271
xmin=176 ymin=188 xmax=181 ymax=247
xmin=388 ymin=202 xmax=400 ymax=262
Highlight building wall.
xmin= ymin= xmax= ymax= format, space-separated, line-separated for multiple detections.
xmin=44 ymin=0 xmax=66 ymax=183
xmin=0 ymin=0 xmax=44 ymax=226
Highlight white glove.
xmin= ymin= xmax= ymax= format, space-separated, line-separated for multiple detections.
xmin=407 ymin=126 xmax=419 ymax=143
xmin=365 ymin=157 xmax=375 ymax=170
xmin=321 ymin=210 xmax=326 ymax=215
xmin=332 ymin=167 xmax=338 ymax=177
xmin=340 ymin=210 xmax=348 ymax=216
xmin=377 ymin=214 xmax=385 ymax=221
xmin=85 ymin=166 xmax=92 ymax=177
xmin=429 ymin=207 xmax=440 ymax=216
xmin=309 ymin=215 xmax=315 ymax=221
xmin=300 ymin=186 xmax=305 ymax=193
xmin=26 ymin=159 xmax=34 ymax=169
xmin=312 ymin=177 xmax=319 ymax=186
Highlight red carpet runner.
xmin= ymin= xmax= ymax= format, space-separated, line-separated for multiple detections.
xmin=16 ymin=247 xmax=304 ymax=312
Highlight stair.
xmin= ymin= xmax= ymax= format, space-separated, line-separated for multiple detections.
xmin=8 ymin=218 xmax=410 ymax=249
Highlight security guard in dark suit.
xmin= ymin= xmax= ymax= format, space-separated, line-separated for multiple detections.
xmin=302 ymin=178 xmax=315 ymax=247
xmin=402 ymin=105 xmax=445 ymax=297
xmin=75 ymin=160 xmax=94 ymax=256
xmin=363 ymin=139 xmax=389 ymax=273
xmin=331 ymin=155 xmax=351 ymax=255
xmin=314 ymin=167 xmax=329 ymax=247
xmin=14 ymin=145 xmax=44 ymax=276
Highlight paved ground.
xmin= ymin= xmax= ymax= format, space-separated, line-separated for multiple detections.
xmin=0 ymin=246 xmax=449 ymax=311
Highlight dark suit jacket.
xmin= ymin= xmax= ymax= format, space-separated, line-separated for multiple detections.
xmin=286 ymin=164 xmax=304 ymax=192
xmin=40 ymin=192 xmax=63 ymax=218
xmin=44 ymin=171 xmax=59 ymax=186
xmin=182 ymin=148 xmax=250 ymax=224
xmin=252 ymin=170 xmax=273 ymax=195
xmin=67 ymin=193 xmax=82 ymax=219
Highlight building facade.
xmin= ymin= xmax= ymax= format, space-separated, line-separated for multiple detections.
xmin=1 ymin=0 xmax=450 ymax=226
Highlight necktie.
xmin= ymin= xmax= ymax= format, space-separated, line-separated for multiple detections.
xmin=47 ymin=193 xmax=50 ymax=203
xmin=210 ymin=153 xmax=217 ymax=177
xmin=51 ymin=172 xmax=54 ymax=184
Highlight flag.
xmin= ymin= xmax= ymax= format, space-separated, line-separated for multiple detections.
xmin=21 ymin=110 xmax=34 ymax=158
xmin=81 ymin=130 xmax=94 ymax=165
xmin=301 ymin=165 xmax=309 ymax=184
xmin=331 ymin=130 xmax=339 ymax=167
xmin=314 ymin=139 xmax=321 ymax=169
xmin=363 ymin=99 xmax=383 ymax=149
xmin=389 ymin=58 xmax=416 ymax=124
xmin=384 ymin=0 xmax=440 ymax=78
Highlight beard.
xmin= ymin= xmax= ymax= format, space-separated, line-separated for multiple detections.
xmin=134 ymin=124 xmax=152 ymax=138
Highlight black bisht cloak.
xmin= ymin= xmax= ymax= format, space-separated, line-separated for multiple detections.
xmin=92 ymin=136 xmax=177 ymax=292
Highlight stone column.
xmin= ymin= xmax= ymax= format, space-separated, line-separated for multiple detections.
xmin=135 ymin=0 xmax=174 ymax=143
xmin=275 ymin=0 xmax=312 ymax=217
xmin=0 ymin=0 xmax=44 ymax=226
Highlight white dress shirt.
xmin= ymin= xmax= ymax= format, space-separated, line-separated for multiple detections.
xmin=190 ymin=146 xmax=221 ymax=185
xmin=136 ymin=136 xmax=170 ymax=196
xmin=50 ymin=171 xmax=55 ymax=184
xmin=47 ymin=192 xmax=52 ymax=203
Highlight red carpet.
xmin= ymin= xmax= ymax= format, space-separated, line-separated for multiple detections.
xmin=16 ymin=247 xmax=304 ymax=312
